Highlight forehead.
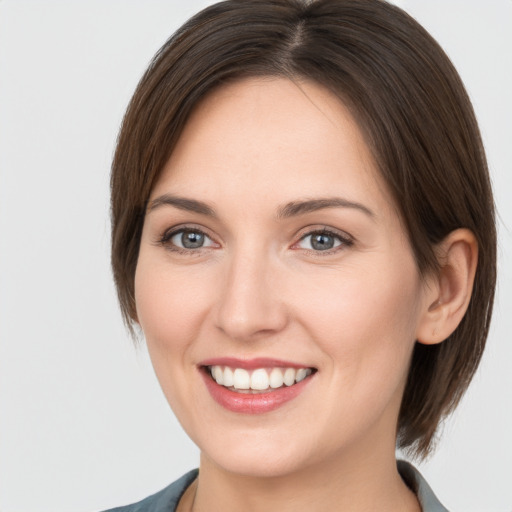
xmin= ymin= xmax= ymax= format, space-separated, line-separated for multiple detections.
xmin=152 ymin=77 xmax=394 ymax=217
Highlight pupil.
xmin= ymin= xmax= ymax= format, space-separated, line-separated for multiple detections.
xmin=182 ymin=231 xmax=204 ymax=248
xmin=311 ymin=233 xmax=334 ymax=250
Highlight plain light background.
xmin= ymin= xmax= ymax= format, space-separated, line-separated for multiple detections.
xmin=0 ymin=1 xmax=511 ymax=511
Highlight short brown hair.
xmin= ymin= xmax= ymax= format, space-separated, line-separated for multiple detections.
xmin=111 ymin=0 xmax=496 ymax=457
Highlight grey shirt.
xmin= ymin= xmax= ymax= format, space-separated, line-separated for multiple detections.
xmin=398 ymin=460 xmax=449 ymax=512
xmin=104 ymin=461 xmax=448 ymax=512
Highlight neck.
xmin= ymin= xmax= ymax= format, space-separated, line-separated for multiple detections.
xmin=188 ymin=445 xmax=420 ymax=512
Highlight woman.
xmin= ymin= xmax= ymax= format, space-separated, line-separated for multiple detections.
xmin=107 ymin=0 xmax=496 ymax=510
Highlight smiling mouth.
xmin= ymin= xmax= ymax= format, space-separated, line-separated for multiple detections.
xmin=205 ymin=365 xmax=316 ymax=394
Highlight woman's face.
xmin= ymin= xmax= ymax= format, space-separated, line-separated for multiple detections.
xmin=135 ymin=78 xmax=432 ymax=477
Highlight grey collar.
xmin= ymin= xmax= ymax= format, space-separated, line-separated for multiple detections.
xmin=398 ymin=460 xmax=449 ymax=512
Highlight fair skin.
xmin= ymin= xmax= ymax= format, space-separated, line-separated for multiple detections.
xmin=134 ymin=77 xmax=477 ymax=512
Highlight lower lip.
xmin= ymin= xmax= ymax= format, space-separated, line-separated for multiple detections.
xmin=200 ymin=369 xmax=313 ymax=414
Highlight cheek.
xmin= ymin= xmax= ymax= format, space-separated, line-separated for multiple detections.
xmin=133 ymin=255 xmax=216 ymax=423
xmin=293 ymin=257 xmax=423 ymax=381
xmin=134 ymin=257 xmax=213 ymax=355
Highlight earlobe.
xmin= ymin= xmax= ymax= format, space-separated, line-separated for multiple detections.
xmin=416 ymin=228 xmax=478 ymax=345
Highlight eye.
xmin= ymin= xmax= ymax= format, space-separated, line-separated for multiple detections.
xmin=296 ymin=229 xmax=352 ymax=252
xmin=161 ymin=228 xmax=216 ymax=251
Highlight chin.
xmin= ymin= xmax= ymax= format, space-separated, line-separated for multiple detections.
xmin=194 ymin=425 xmax=326 ymax=479
xmin=204 ymin=446 xmax=311 ymax=479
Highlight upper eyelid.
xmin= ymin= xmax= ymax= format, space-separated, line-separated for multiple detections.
xmin=161 ymin=224 xmax=214 ymax=239
xmin=156 ymin=224 xmax=218 ymax=249
xmin=157 ymin=226 xmax=219 ymax=255
xmin=295 ymin=225 xmax=354 ymax=242
xmin=291 ymin=227 xmax=355 ymax=255
xmin=156 ymin=223 xmax=353 ymax=248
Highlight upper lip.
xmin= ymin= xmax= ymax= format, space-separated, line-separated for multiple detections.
xmin=199 ymin=357 xmax=315 ymax=370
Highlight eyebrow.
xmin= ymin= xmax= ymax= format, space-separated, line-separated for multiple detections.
xmin=147 ymin=194 xmax=217 ymax=217
xmin=147 ymin=194 xmax=374 ymax=220
xmin=276 ymin=197 xmax=375 ymax=219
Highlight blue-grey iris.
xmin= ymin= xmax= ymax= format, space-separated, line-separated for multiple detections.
xmin=311 ymin=233 xmax=335 ymax=250
xmin=182 ymin=231 xmax=205 ymax=248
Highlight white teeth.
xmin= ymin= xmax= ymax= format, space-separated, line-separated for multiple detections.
xmin=296 ymin=368 xmax=308 ymax=383
xmin=209 ymin=365 xmax=313 ymax=391
xmin=223 ymin=366 xmax=234 ymax=387
xmin=269 ymin=368 xmax=284 ymax=388
xmin=251 ymin=369 xmax=270 ymax=390
xmin=232 ymin=368 xmax=250 ymax=389
xmin=283 ymin=368 xmax=296 ymax=386
xmin=213 ymin=365 xmax=224 ymax=385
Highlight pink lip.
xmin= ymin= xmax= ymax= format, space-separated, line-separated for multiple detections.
xmin=199 ymin=360 xmax=315 ymax=414
xmin=199 ymin=357 xmax=310 ymax=370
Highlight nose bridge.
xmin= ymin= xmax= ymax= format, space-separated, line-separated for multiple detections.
xmin=215 ymin=242 xmax=287 ymax=341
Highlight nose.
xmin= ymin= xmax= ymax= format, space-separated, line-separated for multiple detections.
xmin=214 ymin=250 xmax=289 ymax=342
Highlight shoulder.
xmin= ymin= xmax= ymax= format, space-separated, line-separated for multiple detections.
xmin=101 ymin=469 xmax=198 ymax=512
xmin=397 ymin=460 xmax=449 ymax=512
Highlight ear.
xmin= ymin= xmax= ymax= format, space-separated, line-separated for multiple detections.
xmin=416 ymin=229 xmax=478 ymax=345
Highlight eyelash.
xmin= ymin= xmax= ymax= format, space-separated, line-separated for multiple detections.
xmin=294 ymin=228 xmax=354 ymax=255
xmin=158 ymin=225 xmax=217 ymax=256
xmin=157 ymin=225 xmax=354 ymax=256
